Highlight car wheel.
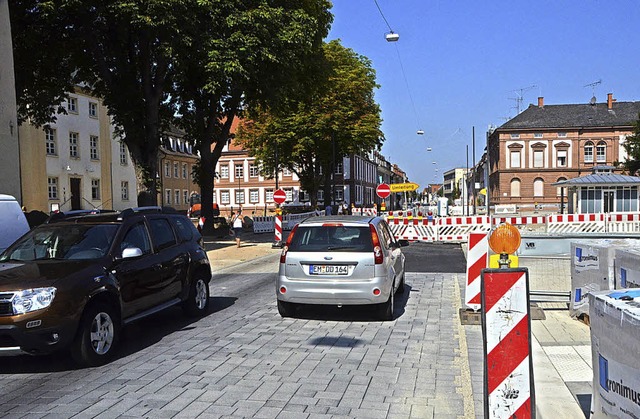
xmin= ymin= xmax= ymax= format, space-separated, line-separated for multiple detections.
xmin=277 ymin=300 xmax=295 ymax=318
xmin=379 ymin=285 xmax=395 ymax=321
xmin=183 ymin=273 xmax=210 ymax=317
xmin=71 ymin=302 xmax=119 ymax=367
xmin=397 ymin=271 xmax=406 ymax=295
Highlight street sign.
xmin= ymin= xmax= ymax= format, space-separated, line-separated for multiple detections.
xmin=376 ymin=183 xmax=391 ymax=199
xmin=273 ymin=189 xmax=287 ymax=204
xmin=389 ymin=182 xmax=419 ymax=192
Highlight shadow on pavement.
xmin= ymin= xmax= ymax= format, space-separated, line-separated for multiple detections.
xmin=0 ymin=296 xmax=237 ymax=373
xmin=285 ymin=284 xmax=412 ymax=322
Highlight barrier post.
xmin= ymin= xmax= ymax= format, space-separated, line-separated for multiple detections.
xmin=272 ymin=208 xmax=283 ymax=248
xmin=481 ymin=268 xmax=535 ymax=418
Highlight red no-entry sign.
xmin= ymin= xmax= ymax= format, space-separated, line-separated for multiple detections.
xmin=273 ymin=189 xmax=287 ymax=204
xmin=376 ymin=183 xmax=391 ymax=199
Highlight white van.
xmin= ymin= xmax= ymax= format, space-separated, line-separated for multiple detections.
xmin=0 ymin=194 xmax=30 ymax=253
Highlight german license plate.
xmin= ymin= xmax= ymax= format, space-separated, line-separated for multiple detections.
xmin=309 ymin=265 xmax=348 ymax=275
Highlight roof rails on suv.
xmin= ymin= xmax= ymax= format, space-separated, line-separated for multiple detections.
xmin=118 ymin=206 xmax=178 ymax=220
xmin=46 ymin=209 xmax=117 ymax=223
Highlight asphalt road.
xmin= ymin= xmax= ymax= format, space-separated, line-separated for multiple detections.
xmin=0 ymin=244 xmax=478 ymax=418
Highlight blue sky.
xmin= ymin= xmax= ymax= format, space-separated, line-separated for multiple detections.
xmin=327 ymin=1 xmax=640 ymax=189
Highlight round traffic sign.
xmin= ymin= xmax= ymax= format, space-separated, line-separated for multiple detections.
xmin=273 ymin=189 xmax=287 ymax=204
xmin=376 ymin=183 xmax=391 ymax=199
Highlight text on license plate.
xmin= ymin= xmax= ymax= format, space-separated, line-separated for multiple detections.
xmin=310 ymin=265 xmax=348 ymax=275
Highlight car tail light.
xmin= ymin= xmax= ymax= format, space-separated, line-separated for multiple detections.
xmin=280 ymin=225 xmax=298 ymax=263
xmin=369 ymin=224 xmax=383 ymax=264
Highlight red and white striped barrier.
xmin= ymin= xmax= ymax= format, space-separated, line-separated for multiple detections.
xmin=465 ymin=233 xmax=488 ymax=311
xmin=274 ymin=215 xmax=282 ymax=243
xmin=438 ymin=216 xmax=491 ymax=242
xmin=547 ymin=213 xmax=606 ymax=234
xmin=482 ymin=268 xmax=534 ymax=418
xmin=492 ymin=216 xmax=545 ymax=226
xmin=606 ymin=212 xmax=640 ymax=233
xmin=198 ymin=217 xmax=205 ymax=232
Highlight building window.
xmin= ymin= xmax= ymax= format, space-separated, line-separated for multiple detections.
xmin=557 ymin=150 xmax=567 ymax=167
xmin=335 ymin=187 xmax=344 ymax=201
xmin=68 ymin=97 xmax=78 ymax=113
xmin=534 ymin=133 xmax=543 ymax=138
xmin=220 ymin=164 xmax=229 ymax=179
xmin=119 ymin=142 xmax=128 ymax=165
xmin=249 ymin=189 xmax=259 ymax=203
xmin=285 ymin=188 xmax=293 ymax=202
xmin=533 ymin=178 xmax=544 ymax=197
xmin=45 ymin=128 xmax=57 ymax=156
xmin=596 ymin=141 xmax=606 ymax=162
xmin=88 ymin=102 xmax=98 ymax=117
xmin=510 ymin=150 xmax=521 ymax=168
xmin=557 ymin=132 xmax=567 ymax=138
xmin=510 ymin=133 xmax=520 ymax=139
xmin=175 ymin=190 xmax=181 ymax=205
xmin=335 ymin=162 xmax=343 ymax=175
xmin=317 ymin=190 xmax=324 ymax=201
xmin=48 ymin=177 xmax=58 ymax=200
xmin=173 ymin=162 xmax=179 ymax=178
xmin=584 ymin=142 xmax=594 ymax=163
xmin=90 ymin=135 xmax=99 ymax=160
xmin=183 ymin=190 xmax=189 ymax=206
xmin=121 ymin=181 xmax=129 ymax=201
xmin=235 ymin=190 xmax=245 ymax=204
xmin=69 ymin=132 xmax=79 ymax=158
xmin=282 ymin=167 xmax=292 ymax=176
xmin=91 ymin=179 xmax=101 ymax=200
xmin=249 ymin=164 xmax=259 ymax=177
xmin=220 ymin=190 xmax=230 ymax=204
xmin=164 ymin=161 xmax=171 ymax=177
xmin=615 ymin=186 xmax=639 ymax=212
xmin=165 ymin=189 xmax=172 ymax=205
xmin=235 ymin=164 xmax=244 ymax=179
xmin=510 ymin=179 xmax=521 ymax=197
xmin=265 ymin=189 xmax=274 ymax=202
xmin=182 ymin=163 xmax=187 ymax=179
xmin=533 ymin=150 xmax=544 ymax=168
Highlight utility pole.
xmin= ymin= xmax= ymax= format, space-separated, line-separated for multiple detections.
xmin=472 ymin=126 xmax=476 ymax=215
xmin=465 ymin=145 xmax=469 ymax=216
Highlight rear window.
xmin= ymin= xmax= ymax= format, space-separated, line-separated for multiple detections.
xmin=288 ymin=225 xmax=373 ymax=252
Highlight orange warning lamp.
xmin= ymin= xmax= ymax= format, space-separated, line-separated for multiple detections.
xmin=488 ymin=223 xmax=521 ymax=255
xmin=488 ymin=223 xmax=521 ymax=268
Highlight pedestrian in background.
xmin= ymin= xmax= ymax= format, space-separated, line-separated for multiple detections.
xmin=325 ymin=204 xmax=333 ymax=215
xmin=231 ymin=209 xmax=243 ymax=248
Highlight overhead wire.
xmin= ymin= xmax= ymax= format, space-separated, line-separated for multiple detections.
xmin=373 ymin=0 xmax=424 ymax=135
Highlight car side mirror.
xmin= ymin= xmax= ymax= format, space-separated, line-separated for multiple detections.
xmin=122 ymin=247 xmax=143 ymax=259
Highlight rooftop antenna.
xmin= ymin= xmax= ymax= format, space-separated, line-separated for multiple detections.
xmin=510 ymin=85 xmax=537 ymax=114
xmin=584 ymin=79 xmax=602 ymax=105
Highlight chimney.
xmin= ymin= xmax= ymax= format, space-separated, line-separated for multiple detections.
xmin=537 ymin=97 xmax=544 ymax=108
xmin=607 ymin=93 xmax=616 ymax=109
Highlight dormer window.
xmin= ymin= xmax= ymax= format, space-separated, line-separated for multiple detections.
xmin=558 ymin=132 xmax=567 ymax=138
xmin=510 ymin=133 xmax=520 ymax=139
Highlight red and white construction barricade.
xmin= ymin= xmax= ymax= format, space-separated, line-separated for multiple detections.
xmin=274 ymin=214 xmax=283 ymax=244
xmin=606 ymin=212 xmax=640 ymax=233
xmin=547 ymin=213 xmax=606 ymax=234
xmin=465 ymin=233 xmax=488 ymax=311
xmin=438 ymin=216 xmax=491 ymax=242
xmin=482 ymin=268 xmax=535 ymax=419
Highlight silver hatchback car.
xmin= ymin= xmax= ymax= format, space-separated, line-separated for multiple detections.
xmin=277 ymin=215 xmax=407 ymax=320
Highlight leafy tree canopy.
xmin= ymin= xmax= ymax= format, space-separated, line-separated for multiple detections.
xmin=622 ymin=113 xmax=640 ymax=176
xmin=237 ymin=40 xmax=383 ymax=207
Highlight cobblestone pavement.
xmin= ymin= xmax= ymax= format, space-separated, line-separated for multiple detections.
xmin=0 ymin=250 xmax=478 ymax=418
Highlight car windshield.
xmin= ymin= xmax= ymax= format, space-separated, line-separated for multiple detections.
xmin=0 ymin=224 xmax=118 ymax=261
xmin=288 ymin=225 xmax=373 ymax=252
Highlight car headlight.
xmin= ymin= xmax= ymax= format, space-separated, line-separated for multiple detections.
xmin=12 ymin=287 xmax=57 ymax=315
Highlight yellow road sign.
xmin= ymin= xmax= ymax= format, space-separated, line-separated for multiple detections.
xmin=389 ymin=182 xmax=419 ymax=192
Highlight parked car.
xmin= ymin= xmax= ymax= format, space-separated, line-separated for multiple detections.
xmin=277 ymin=215 xmax=407 ymax=320
xmin=0 ymin=194 xmax=30 ymax=254
xmin=0 ymin=207 xmax=211 ymax=366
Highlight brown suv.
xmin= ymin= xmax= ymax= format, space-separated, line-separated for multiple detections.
xmin=0 ymin=207 xmax=211 ymax=366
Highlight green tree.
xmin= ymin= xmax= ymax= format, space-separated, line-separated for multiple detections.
xmin=237 ymin=40 xmax=383 ymax=207
xmin=171 ymin=1 xmax=332 ymax=225
xmin=622 ymin=113 xmax=640 ymax=175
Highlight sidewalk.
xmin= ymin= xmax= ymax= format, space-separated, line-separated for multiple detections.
xmin=519 ymin=257 xmax=592 ymax=418
xmin=203 ymin=230 xmax=280 ymax=271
